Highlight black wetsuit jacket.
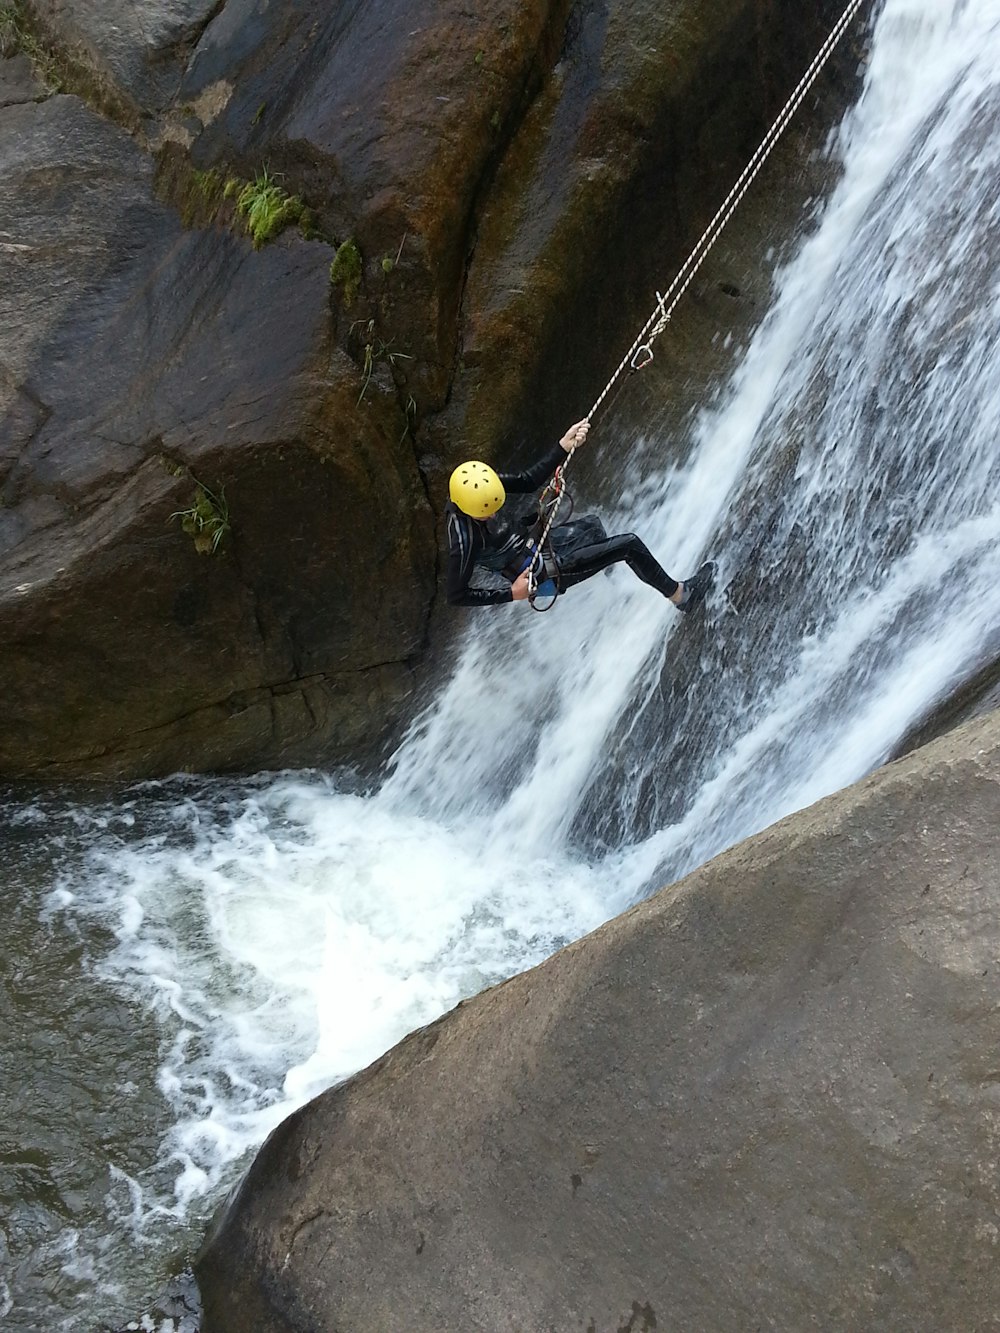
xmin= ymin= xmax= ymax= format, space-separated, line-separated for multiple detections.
xmin=445 ymin=442 xmax=565 ymax=606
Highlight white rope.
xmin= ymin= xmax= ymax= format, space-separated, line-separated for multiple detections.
xmin=587 ymin=0 xmax=871 ymax=421
xmin=527 ymin=0 xmax=870 ymax=602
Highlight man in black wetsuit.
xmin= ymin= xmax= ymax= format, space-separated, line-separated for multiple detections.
xmin=445 ymin=418 xmax=714 ymax=608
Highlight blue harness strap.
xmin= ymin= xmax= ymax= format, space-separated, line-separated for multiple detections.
xmin=515 ymin=552 xmax=557 ymax=600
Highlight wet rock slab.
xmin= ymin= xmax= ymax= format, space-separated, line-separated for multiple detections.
xmin=198 ymin=707 xmax=1000 ymax=1332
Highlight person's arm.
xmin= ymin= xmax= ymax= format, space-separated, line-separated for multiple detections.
xmin=498 ymin=420 xmax=591 ymax=494
xmin=445 ymin=508 xmax=514 ymax=606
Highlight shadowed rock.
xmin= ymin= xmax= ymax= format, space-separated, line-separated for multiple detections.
xmin=196 ymin=707 xmax=1000 ymax=1332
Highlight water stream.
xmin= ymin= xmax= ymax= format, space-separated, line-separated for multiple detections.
xmin=4 ymin=0 xmax=1000 ymax=1325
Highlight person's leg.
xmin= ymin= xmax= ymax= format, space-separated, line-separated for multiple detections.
xmin=558 ymin=534 xmax=715 ymax=609
xmin=558 ymin=533 xmax=681 ymax=599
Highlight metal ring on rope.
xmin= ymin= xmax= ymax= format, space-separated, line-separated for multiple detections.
xmin=586 ymin=0 xmax=870 ymax=420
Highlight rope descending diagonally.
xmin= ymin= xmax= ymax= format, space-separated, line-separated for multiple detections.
xmin=525 ymin=0 xmax=872 ymax=606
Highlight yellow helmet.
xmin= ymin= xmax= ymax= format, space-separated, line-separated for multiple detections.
xmin=449 ymin=460 xmax=506 ymax=518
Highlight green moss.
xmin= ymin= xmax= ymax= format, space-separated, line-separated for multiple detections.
xmin=183 ymin=168 xmax=227 ymax=227
xmin=156 ymin=150 xmax=325 ymax=250
xmin=191 ymin=168 xmax=224 ymax=203
xmin=330 ymin=239 xmax=363 ymax=306
xmin=297 ymin=207 xmax=323 ymax=242
xmin=233 ymin=168 xmax=305 ymax=249
xmin=157 ymin=454 xmax=187 ymax=479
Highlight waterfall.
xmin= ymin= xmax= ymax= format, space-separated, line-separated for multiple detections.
xmin=387 ymin=0 xmax=1000 ymax=881
xmin=7 ymin=0 xmax=1000 ymax=1322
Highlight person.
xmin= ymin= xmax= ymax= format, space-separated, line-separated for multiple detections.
xmin=445 ymin=418 xmax=714 ymax=608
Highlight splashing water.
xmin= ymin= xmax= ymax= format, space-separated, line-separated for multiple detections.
xmin=6 ymin=0 xmax=1000 ymax=1324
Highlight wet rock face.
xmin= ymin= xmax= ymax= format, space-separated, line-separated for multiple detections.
xmin=1 ymin=0 xmax=855 ymax=778
xmin=178 ymin=0 xmax=568 ymax=410
xmin=196 ymin=708 xmax=1000 ymax=1332
xmin=0 ymin=91 xmax=433 ymax=778
xmin=177 ymin=0 xmax=851 ymax=450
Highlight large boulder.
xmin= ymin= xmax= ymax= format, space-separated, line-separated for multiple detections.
xmin=196 ymin=707 xmax=1000 ymax=1332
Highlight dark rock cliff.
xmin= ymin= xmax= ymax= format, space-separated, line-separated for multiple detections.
xmin=0 ymin=0 xmax=854 ymax=778
xmin=195 ymin=706 xmax=1000 ymax=1333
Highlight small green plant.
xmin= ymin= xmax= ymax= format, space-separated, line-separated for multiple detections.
xmin=171 ymin=481 xmax=231 ymax=555
xmin=251 ymin=101 xmax=267 ymax=127
xmin=379 ymin=233 xmax=407 ymax=278
xmin=353 ymin=318 xmax=413 ymax=403
xmin=160 ymin=159 xmax=323 ymax=247
xmin=330 ymin=238 xmax=363 ymax=306
xmin=398 ymin=393 xmax=419 ymax=445
xmin=0 ymin=4 xmax=17 ymax=55
xmin=233 ymin=168 xmax=305 ymax=248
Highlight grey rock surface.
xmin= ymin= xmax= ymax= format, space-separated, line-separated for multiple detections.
xmin=28 ymin=0 xmax=220 ymax=113
xmin=0 ymin=52 xmax=43 ymax=106
xmin=197 ymin=708 xmax=1000 ymax=1332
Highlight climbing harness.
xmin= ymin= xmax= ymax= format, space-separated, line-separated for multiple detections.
xmin=525 ymin=0 xmax=870 ymax=608
xmin=524 ymin=471 xmax=575 ymax=611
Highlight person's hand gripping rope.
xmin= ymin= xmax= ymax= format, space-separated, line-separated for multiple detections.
xmin=510 ymin=420 xmax=591 ymax=599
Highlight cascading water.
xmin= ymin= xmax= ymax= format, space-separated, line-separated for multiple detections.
xmin=4 ymin=0 xmax=1000 ymax=1325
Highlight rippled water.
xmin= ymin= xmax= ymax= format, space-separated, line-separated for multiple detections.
xmin=5 ymin=0 xmax=1000 ymax=1326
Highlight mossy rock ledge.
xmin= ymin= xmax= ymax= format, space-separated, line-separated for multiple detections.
xmin=1 ymin=0 xmax=851 ymax=779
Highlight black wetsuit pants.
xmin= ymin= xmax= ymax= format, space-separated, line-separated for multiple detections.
xmin=552 ymin=521 xmax=679 ymax=599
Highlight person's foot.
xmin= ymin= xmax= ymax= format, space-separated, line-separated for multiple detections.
xmin=676 ymin=561 xmax=716 ymax=613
